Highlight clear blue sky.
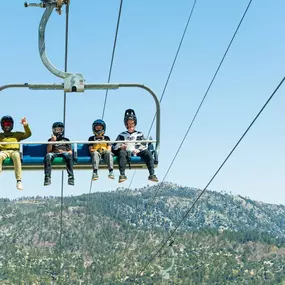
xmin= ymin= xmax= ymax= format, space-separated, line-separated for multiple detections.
xmin=0 ymin=0 xmax=284 ymax=205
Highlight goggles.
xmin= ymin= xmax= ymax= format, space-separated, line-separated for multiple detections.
xmin=53 ymin=127 xmax=64 ymax=133
xmin=94 ymin=125 xmax=103 ymax=130
xmin=3 ymin=121 xmax=12 ymax=127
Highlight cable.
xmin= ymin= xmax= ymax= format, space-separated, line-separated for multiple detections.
xmin=127 ymin=170 xmax=136 ymax=189
xmin=58 ymin=1 xmax=70 ymax=279
xmin=82 ymin=3 xmax=124 ymax=275
xmin=63 ymin=2 xmax=69 ymax=127
xmin=128 ymin=0 xmax=198 ymax=190
xmin=121 ymin=1 xmax=199 ymax=276
xmin=150 ymin=0 xmax=253 ymax=205
xmin=101 ymin=0 xmax=124 ymax=120
xmin=139 ymin=76 xmax=285 ymax=275
xmin=147 ymin=0 xmax=197 ymax=138
xmin=129 ymin=0 xmax=254 ymax=278
xmin=123 ymin=0 xmax=253 ymax=280
xmin=87 ymin=0 xmax=124 ymax=244
xmin=85 ymin=176 xmax=94 ymax=225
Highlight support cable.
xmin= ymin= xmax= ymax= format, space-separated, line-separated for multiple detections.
xmin=147 ymin=0 xmax=198 ymax=138
xmin=150 ymin=0 xmax=253 ymax=205
xmin=139 ymin=76 xmax=285 ymax=276
xmin=102 ymin=0 xmax=124 ymax=119
xmin=128 ymin=0 xmax=198 ymax=190
xmin=58 ymin=2 xmax=70 ymax=278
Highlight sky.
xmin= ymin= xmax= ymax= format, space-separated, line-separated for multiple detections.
xmin=0 ymin=0 xmax=284 ymax=205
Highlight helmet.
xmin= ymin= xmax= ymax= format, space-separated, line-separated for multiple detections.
xmin=92 ymin=119 xmax=106 ymax=136
xmin=124 ymin=109 xmax=137 ymax=127
xmin=1 ymin=116 xmax=14 ymax=132
xmin=52 ymin=122 xmax=64 ymax=139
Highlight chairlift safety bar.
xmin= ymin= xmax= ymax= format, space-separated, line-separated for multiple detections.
xmin=0 ymin=140 xmax=156 ymax=145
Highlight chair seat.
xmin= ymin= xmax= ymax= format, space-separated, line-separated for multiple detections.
xmin=2 ymin=144 xmax=157 ymax=170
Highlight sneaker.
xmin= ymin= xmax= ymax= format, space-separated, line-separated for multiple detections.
xmin=16 ymin=181 xmax=23 ymax=191
xmin=92 ymin=173 xmax=99 ymax=181
xmin=108 ymin=171 xmax=115 ymax=179
xmin=44 ymin=176 xmax=51 ymax=186
xmin=148 ymin=175 xmax=159 ymax=182
xmin=68 ymin=176 xmax=75 ymax=186
xmin=118 ymin=175 xmax=127 ymax=183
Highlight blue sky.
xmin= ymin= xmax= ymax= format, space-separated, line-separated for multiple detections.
xmin=0 ymin=0 xmax=284 ymax=204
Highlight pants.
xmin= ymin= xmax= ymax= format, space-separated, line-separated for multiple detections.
xmin=0 ymin=150 xmax=22 ymax=180
xmin=44 ymin=152 xmax=74 ymax=177
xmin=116 ymin=149 xmax=154 ymax=175
xmin=91 ymin=150 xmax=113 ymax=171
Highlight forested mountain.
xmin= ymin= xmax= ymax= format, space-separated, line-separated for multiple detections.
xmin=1 ymin=182 xmax=285 ymax=284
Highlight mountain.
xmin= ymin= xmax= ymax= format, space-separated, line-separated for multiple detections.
xmin=1 ymin=182 xmax=285 ymax=284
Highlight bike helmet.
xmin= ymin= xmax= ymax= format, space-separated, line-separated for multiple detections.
xmin=124 ymin=109 xmax=137 ymax=127
xmin=92 ymin=119 xmax=106 ymax=136
xmin=52 ymin=122 xmax=64 ymax=139
xmin=1 ymin=116 xmax=14 ymax=132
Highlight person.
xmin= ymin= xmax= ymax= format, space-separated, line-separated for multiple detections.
xmin=88 ymin=119 xmax=114 ymax=181
xmin=44 ymin=122 xmax=74 ymax=186
xmin=113 ymin=109 xmax=158 ymax=183
xmin=0 ymin=116 xmax=32 ymax=190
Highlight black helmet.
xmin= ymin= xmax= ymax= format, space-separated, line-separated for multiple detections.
xmin=124 ymin=109 xmax=137 ymax=127
xmin=52 ymin=122 xmax=64 ymax=138
xmin=92 ymin=119 xmax=106 ymax=136
xmin=1 ymin=116 xmax=14 ymax=132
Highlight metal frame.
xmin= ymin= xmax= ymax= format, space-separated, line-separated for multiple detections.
xmin=0 ymin=84 xmax=160 ymax=159
xmin=0 ymin=1 xmax=160 ymax=169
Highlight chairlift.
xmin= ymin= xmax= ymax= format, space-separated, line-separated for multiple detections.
xmin=1 ymin=0 xmax=160 ymax=170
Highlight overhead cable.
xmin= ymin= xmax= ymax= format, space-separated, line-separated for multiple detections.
xmin=140 ymin=75 xmax=285 ymax=275
xmin=102 ymin=0 xmax=124 ymax=119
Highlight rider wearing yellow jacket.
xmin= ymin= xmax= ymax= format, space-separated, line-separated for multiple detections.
xmin=0 ymin=116 xmax=32 ymax=190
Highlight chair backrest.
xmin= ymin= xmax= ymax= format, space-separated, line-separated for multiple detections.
xmin=1 ymin=143 xmax=157 ymax=170
xmin=77 ymin=144 xmax=90 ymax=157
xmin=23 ymin=144 xmax=47 ymax=156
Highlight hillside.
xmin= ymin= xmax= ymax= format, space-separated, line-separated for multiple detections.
xmin=1 ymin=182 xmax=285 ymax=284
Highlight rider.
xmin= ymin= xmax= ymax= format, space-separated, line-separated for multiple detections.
xmin=43 ymin=122 xmax=74 ymax=186
xmin=0 ymin=116 xmax=32 ymax=190
xmin=113 ymin=109 xmax=158 ymax=183
xmin=88 ymin=119 xmax=114 ymax=181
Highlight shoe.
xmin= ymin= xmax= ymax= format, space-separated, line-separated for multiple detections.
xmin=108 ymin=171 xmax=115 ymax=179
xmin=68 ymin=176 xmax=75 ymax=186
xmin=118 ymin=175 xmax=127 ymax=183
xmin=92 ymin=173 xmax=99 ymax=181
xmin=148 ymin=175 xmax=158 ymax=182
xmin=16 ymin=181 xmax=23 ymax=190
xmin=44 ymin=176 xmax=51 ymax=186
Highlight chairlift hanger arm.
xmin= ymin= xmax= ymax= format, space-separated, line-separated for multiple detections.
xmin=25 ymin=0 xmax=84 ymax=93
xmin=38 ymin=5 xmax=69 ymax=78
